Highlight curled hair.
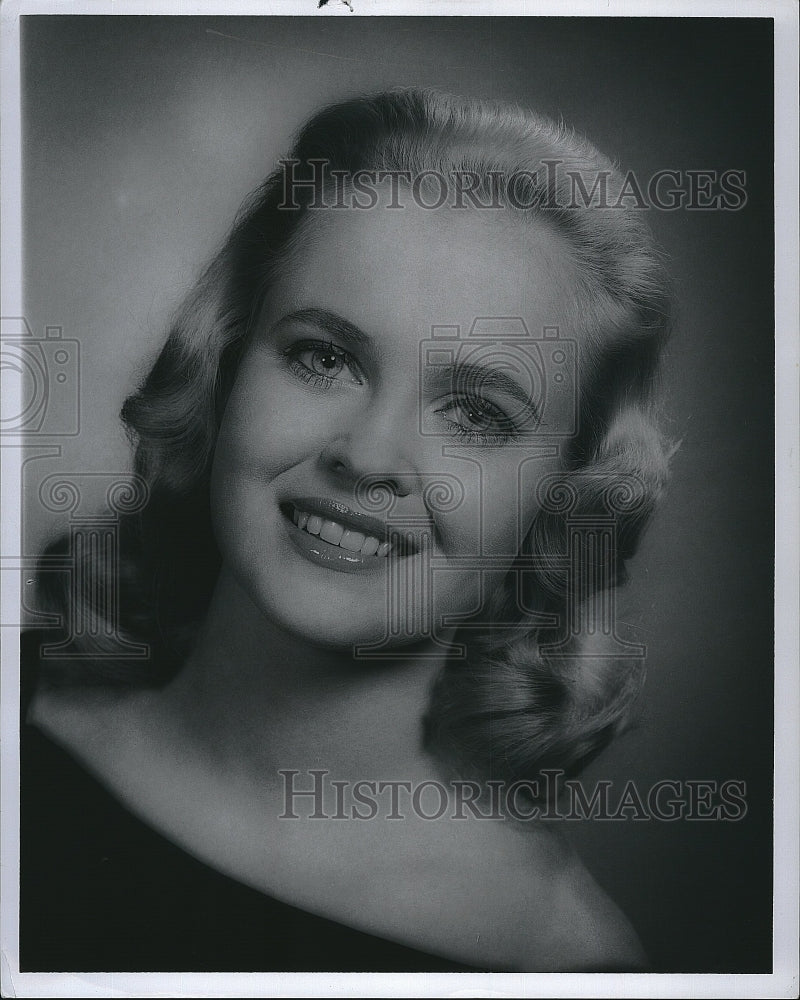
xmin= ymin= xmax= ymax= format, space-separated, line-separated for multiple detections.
xmin=36 ymin=88 xmax=675 ymax=784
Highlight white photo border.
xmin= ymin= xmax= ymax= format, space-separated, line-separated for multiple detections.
xmin=1 ymin=1 xmax=797 ymax=997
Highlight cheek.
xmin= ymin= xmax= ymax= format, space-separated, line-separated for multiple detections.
xmin=213 ymin=367 xmax=324 ymax=483
xmin=433 ymin=451 xmax=561 ymax=557
xmin=208 ymin=375 xmax=295 ymax=550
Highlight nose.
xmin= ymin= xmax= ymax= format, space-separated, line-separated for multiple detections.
xmin=317 ymin=393 xmax=420 ymax=500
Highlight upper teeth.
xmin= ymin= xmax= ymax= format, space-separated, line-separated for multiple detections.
xmin=292 ymin=508 xmax=392 ymax=557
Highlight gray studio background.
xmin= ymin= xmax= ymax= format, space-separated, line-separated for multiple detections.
xmin=21 ymin=16 xmax=774 ymax=972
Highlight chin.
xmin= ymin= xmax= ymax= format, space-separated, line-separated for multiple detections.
xmin=245 ymin=575 xmax=399 ymax=651
xmin=256 ymin=574 xmax=466 ymax=655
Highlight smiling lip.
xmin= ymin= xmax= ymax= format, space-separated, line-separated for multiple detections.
xmin=281 ymin=497 xmax=421 ymax=556
xmin=279 ymin=499 xmax=393 ymax=575
xmin=281 ymin=515 xmax=386 ymax=574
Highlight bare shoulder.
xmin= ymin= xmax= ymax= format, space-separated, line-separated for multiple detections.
xmin=453 ymin=818 xmax=648 ymax=972
xmin=25 ymin=682 xmax=648 ymax=973
xmin=546 ymin=845 xmax=648 ymax=970
xmin=510 ymin=823 xmax=648 ymax=971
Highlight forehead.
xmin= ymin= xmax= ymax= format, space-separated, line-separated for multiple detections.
xmin=263 ymin=202 xmax=584 ymax=347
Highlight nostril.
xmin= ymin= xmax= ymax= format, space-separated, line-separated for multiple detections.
xmin=364 ymin=475 xmax=413 ymax=499
xmin=318 ymin=418 xmax=420 ymax=497
xmin=390 ymin=475 xmax=413 ymax=498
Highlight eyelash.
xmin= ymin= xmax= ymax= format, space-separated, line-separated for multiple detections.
xmin=435 ymin=398 xmax=518 ymax=446
xmin=283 ymin=339 xmax=519 ymax=445
xmin=283 ymin=340 xmax=362 ymax=388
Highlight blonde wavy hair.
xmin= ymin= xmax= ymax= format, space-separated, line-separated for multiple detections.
xmin=38 ymin=88 xmax=675 ymax=786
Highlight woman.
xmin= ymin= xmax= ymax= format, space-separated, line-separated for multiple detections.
xmin=21 ymin=88 xmax=673 ymax=972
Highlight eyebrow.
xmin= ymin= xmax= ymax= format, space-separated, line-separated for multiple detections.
xmin=273 ymin=307 xmax=540 ymax=423
xmin=273 ymin=308 xmax=372 ymax=348
xmin=426 ymin=363 xmax=541 ymax=424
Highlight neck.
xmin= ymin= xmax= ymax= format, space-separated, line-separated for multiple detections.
xmin=162 ymin=567 xmax=452 ymax=785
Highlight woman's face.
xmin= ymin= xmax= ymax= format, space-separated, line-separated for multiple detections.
xmin=210 ymin=199 xmax=584 ymax=649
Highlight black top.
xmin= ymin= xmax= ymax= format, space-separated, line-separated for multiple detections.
xmin=19 ymin=632 xmax=481 ymax=973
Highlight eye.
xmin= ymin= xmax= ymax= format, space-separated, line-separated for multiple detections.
xmin=284 ymin=340 xmax=363 ymax=388
xmin=435 ymin=394 xmax=518 ymax=446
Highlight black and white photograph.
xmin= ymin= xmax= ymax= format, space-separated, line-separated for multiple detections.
xmin=1 ymin=2 xmax=798 ymax=996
